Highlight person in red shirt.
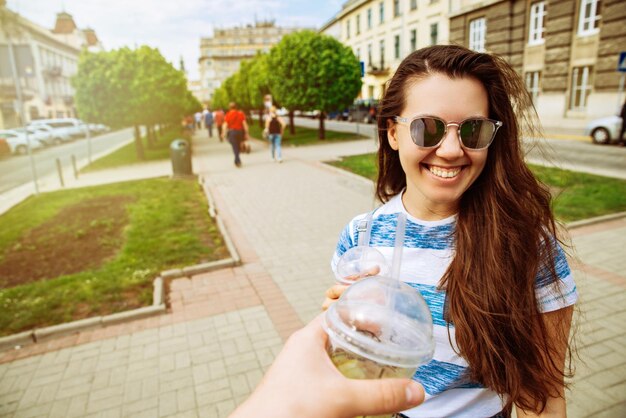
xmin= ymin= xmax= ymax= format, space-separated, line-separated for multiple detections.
xmin=223 ymin=102 xmax=249 ymax=167
xmin=214 ymin=108 xmax=225 ymax=142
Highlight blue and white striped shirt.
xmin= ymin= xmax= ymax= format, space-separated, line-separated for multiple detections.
xmin=331 ymin=194 xmax=578 ymax=417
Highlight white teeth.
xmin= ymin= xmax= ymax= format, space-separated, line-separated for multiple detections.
xmin=428 ymin=166 xmax=461 ymax=178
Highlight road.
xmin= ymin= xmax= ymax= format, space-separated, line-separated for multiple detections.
xmin=292 ymin=117 xmax=626 ymax=180
xmin=0 ymin=128 xmax=134 ymax=194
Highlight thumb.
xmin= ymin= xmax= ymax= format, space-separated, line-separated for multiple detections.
xmin=342 ymin=378 xmax=425 ymax=417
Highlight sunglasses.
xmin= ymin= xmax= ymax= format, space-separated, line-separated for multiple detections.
xmin=394 ymin=116 xmax=503 ymax=150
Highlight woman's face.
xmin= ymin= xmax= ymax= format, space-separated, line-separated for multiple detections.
xmin=387 ymin=73 xmax=490 ymax=220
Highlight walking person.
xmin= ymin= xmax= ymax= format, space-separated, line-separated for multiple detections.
xmin=214 ymin=108 xmax=225 ymax=142
xmin=618 ymin=99 xmax=626 ymax=146
xmin=323 ymin=45 xmax=577 ymax=417
xmin=223 ymin=102 xmax=249 ymax=168
xmin=265 ymin=106 xmax=285 ymax=162
xmin=194 ymin=111 xmax=202 ymax=130
xmin=204 ymin=108 xmax=214 ymax=139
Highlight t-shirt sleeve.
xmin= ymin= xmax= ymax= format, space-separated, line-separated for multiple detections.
xmin=330 ymin=214 xmax=364 ymax=277
xmin=534 ymin=239 xmax=578 ymax=313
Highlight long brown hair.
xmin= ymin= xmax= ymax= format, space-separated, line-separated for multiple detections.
xmin=376 ymin=45 xmax=573 ymax=413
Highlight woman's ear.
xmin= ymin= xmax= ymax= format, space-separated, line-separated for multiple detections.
xmin=387 ymin=119 xmax=399 ymax=151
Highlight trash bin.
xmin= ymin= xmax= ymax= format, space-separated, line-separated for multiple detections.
xmin=170 ymin=139 xmax=193 ymax=176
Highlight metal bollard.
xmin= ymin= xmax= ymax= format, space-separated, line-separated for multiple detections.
xmin=71 ymin=155 xmax=78 ymax=179
xmin=56 ymin=158 xmax=64 ymax=187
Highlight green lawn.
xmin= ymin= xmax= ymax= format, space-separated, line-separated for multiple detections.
xmin=0 ymin=178 xmax=228 ymax=336
xmin=81 ymin=126 xmax=183 ymax=172
xmin=328 ymin=153 xmax=626 ymax=222
xmin=248 ymin=121 xmax=366 ymax=146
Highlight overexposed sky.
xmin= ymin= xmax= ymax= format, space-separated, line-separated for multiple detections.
xmin=7 ymin=0 xmax=343 ymax=79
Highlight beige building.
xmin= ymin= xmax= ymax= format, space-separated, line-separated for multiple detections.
xmin=449 ymin=0 xmax=626 ymax=128
xmin=0 ymin=5 xmax=103 ymax=129
xmin=198 ymin=21 xmax=305 ymax=104
xmin=321 ymin=0 xmax=450 ymax=101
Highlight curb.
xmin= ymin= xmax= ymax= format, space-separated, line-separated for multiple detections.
xmin=565 ymin=211 xmax=626 ymax=230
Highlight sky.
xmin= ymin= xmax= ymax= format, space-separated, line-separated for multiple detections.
xmin=6 ymin=0 xmax=344 ymax=79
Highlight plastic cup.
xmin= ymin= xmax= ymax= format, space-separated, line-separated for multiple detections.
xmin=324 ymin=275 xmax=434 ymax=418
xmin=335 ymin=246 xmax=389 ymax=285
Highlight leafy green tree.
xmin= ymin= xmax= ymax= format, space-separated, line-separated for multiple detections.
xmin=247 ymin=53 xmax=272 ymax=127
xmin=267 ymin=30 xmax=362 ymax=139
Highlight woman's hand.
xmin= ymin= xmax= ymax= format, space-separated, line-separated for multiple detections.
xmin=322 ymin=284 xmax=348 ymax=311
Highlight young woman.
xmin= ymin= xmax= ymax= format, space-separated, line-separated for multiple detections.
xmin=324 ymin=45 xmax=577 ymax=417
xmin=265 ymin=106 xmax=286 ymax=162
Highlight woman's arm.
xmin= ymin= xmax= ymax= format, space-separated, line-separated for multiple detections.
xmin=516 ymin=306 xmax=573 ymax=418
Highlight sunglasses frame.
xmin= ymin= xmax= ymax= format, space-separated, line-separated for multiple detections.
xmin=394 ymin=115 xmax=503 ymax=150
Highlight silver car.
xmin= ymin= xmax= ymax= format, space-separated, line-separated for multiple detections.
xmin=585 ymin=115 xmax=623 ymax=145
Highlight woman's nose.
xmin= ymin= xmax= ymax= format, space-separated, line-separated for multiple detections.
xmin=435 ymin=126 xmax=464 ymax=159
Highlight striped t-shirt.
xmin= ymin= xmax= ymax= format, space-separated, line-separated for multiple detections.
xmin=331 ymin=193 xmax=578 ymax=418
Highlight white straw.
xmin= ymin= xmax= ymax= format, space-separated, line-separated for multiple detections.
xmin=391 ymin=212 xmax=407 ymax=280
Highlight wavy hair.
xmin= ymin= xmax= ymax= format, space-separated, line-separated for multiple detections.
xmin=376 ymin=45 xmax=574 ymax=414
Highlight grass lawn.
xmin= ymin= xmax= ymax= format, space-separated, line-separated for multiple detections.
xmin=81 ymin=126 xmax=183 ymax=172
xmin=0 ymin=178 xmax=228 ymax=336
xmin=328 ymin=153 xmax=626 ymax=222
xmin=248 ymin=121 xmax=366 ymax=146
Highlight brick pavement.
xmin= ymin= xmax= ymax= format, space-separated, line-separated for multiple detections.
xmin=0 ymin=130 xmax=624 ymax=417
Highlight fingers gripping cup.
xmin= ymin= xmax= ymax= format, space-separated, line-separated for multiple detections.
xmin=323 ymin=275 xmax=435 ymax=417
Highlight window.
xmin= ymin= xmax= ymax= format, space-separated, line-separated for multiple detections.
xmin=394 ymin=35 xmax=401 ymax=59
xmin=411 ymin=0 xmax=418 ymax=10
xmin=379 ymin=2 xmax=385 ymax=23
xmin=346 ymin=20 xmax=350 ymax=39
xmin=578 ymin=0 xmax=601 ymax=35
xmin=529 ymin=2 xmax=546 ymax=44
xmin=469 ymin=18 xmax=486 ymax=52
xmin=570 ymin=66 xmax=593 ymax=109
xmin=410 ymin=29 xmax=417 ymax=51
xmin=368 ymin=43 xmax=372 ymax=66
xmin=367 ymin=8 xmax=372 ymax=29
xmin=379 ymin=40 xmax=385 ymax=69
xmin=430 ymin=23 xmax=439 ymax=45
xmin=356 ymin=48 xmax=361 ymax=60
xmin=356 ymin=15 xmax=361 ymax=34
xmin=368 ymin=85 xmax=375 ymax=99
xmin=525 ymin=71 xmax=541 ymax=103
xmin=394 ymin=0 xmax=401 ymax=17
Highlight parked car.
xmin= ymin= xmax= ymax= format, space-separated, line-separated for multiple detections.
xmin=29 ymin=124 xmax=73 ymax=144
xmin=11 ymin=127 xmax=54 ymax=146
xmin=29 ymin=118 xmax=88 ymax=139
xmin=0 ymin=130 xmax=45 ymax=155
xmin=585 ymin=115 xmax=623 ymax=145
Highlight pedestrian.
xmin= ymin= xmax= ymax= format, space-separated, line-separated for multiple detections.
xmin=618 ymin=99 xmax=626 ymax=146
xmin=265 ymin=106 xmax=285 ymax=162
xmin=323 ymin=45 xmax=577 ymax=417
xmin=229 ymin=314 xmax=425 ymax=418
xmin=223 ymin=102 xmax=249 ymax=168
xmin=204 ymin=108 xmax=214 ymax=139
xmin=194 ymin=111 xmax=202 ymax=130
xmin=214 ymin=108 xmax=225 ymax=142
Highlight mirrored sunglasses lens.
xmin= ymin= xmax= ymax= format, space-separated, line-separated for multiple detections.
xmin=459 ymin=120 xmax=495 ymax=149
xmin=410 ymin=118 xmax=445 ymax=147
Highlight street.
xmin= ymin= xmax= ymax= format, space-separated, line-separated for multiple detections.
xmin=0 ymin=128 xmax=135 ymax=194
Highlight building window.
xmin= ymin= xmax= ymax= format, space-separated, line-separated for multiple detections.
xmin=380 ymin=2 xmax=385 ymax=23
xmin=411 ymin=0 xmax=418 ymax=10
xmin=368 ymin=85 xmax=375 ymax=99
xmin=367 ymin=8 xmax=372 ymax=29
xmin=356 ymin=48 xmax=361 ymax=60
xmin=570 ymin=66 xmax=593 ymax=110
xmin=410 ymin=29 xmax=417 ymax=51
xmin=380 ymin=40 xmax=385 ymax=69
xmin=529 ymin=1 xmax=546 ymax=45
xmin=525 ymin=71 xmax=541 ymax=103
xmin=578 ymin=0 xmax=601 ymax=35
xmin=368 ymin=43 xmax=373 ymax=67
xmin=346 ymin=20 xmax=350 ymax=39
xmin=394 ymin=35 xmax=401 ymax=59
xmin=394 ymin=0 xmax=401 ymax=17
xmin=430 ymin=23 xmax=439 ymax=45
xmin=356 ymin=15 xmax=361 ymax=35
xmin=469 ymin=18 xmax=486 ymax=52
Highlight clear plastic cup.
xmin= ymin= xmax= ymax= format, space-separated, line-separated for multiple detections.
xmin=335 ymin=246 xmax=389 ymax=285
xmin=324 ymin=275 xmax=434 ymax=418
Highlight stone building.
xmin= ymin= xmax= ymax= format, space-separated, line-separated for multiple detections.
xmin=449 ymin=0 xmax=626 ymax=128
xmin=0 ymin=5 xmax=103 ymax=129
xmin=321 ymin=0 xmax=450 ymax=101
xmin=197 ymin=21 xmax=305 ymax=104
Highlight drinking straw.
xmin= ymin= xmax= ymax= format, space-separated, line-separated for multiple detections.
xmin=357 ymin=211 xmax=374 ymax=247
xmin=391 ymin=212 xmax=407 ymax=280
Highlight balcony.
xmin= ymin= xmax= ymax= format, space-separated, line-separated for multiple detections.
xmin=43 ymin=65 xmax=62 ymax=78
xmin=367 ymin=64 xmax=390 ymax=76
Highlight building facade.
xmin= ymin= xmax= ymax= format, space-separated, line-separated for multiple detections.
xmin=198 ymin=21 xmax=304 ymax=104
xmin=449 ymin=0 xmax=626 ymax=127
xmin=0 ymin=6 xmax=103 ymax=129
xmin=321 ymin=0 xmax=450 ymax=101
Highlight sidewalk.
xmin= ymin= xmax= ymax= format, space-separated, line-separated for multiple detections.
xmin=0 ymin=130 xmax=624 ymax=417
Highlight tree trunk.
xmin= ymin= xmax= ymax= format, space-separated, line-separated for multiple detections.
xmin=153 ymin=124 xmax=159 ymax=140
xmin=319 ymin=112 xmax=326 ymax=140
xmin=259 ymin=107 xmax=264 ymax=128
xmin=145 ymin=125 xmax=154 ymax=148
xmin=289 ymin=110 xmax=295 ymax=135
xmin=134 ymin=125 xmax=145 ymax=160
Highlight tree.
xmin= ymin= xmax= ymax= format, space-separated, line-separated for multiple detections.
xmin=267 ymin=31 xmax=362 ymax=139
xmin=247 ymin=53 xmax=272 ymax=127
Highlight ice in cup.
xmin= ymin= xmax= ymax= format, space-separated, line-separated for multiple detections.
xmin=324 ymin=275 xmax=434 ymax=418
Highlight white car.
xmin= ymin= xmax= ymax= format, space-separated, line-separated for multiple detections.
xmin=11 ymin=127 xmax=53 ymax=146
xmin=30 ymin=118 xmax=88 ymax=139
xmin=0 ymin=130 xmax=45 ymax=155
xmin=28 ymin=124 xmax=73 ymax=144
xmin=585 ymin=115 xmax=623 ymax=145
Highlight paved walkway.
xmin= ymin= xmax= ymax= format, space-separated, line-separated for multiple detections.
xmin=0 ymin=131 xmax=624 ymax=417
